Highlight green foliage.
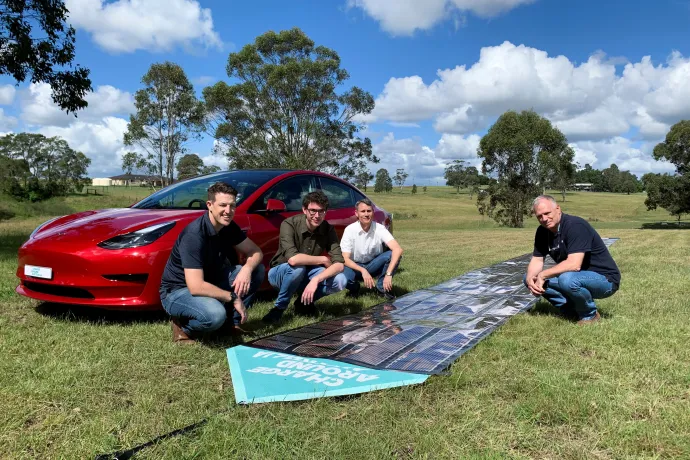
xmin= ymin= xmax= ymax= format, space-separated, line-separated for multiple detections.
xmin=411 ymin=184 xmax=417 ymax=194
xmin=0 ymin=133 xmax=90 ymax=201
xmin=642 ymin=173 xmax=690 ymax=222
xmin=422 ymin=185 xmax=427 ymax=193
xmin=0 ymin=0 xmax=91 ymax=113
xmin=176 ymin=153 xmax=205 ymax=180
xmin=124 ymin=62 xmax=205 ymax=186
xmin=353 ymin=167 xmax=373 ymax=192
xmin=653 ymin=120 xmax=690 ymax=175
xmin=444 ymin=159 xmax=467 ymax=193
xmin=203 ymin=28 xmax=377 ymax=180
xmin=393 ymin=168 xmax=408 ymax=189
xmin=374 ymin=168 xmax=392 ymax=193
xmin=121 ymin=151 xmax=153 ymax=176
xmin=477 ymin=110 xmax=575 ymax=227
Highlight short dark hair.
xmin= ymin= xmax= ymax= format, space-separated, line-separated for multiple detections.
xmin=207 ymin=182 xmax=238 ymax=202
xmin=355 ymin=198 xmax=373 ymax=210
xmin=302 ymin=190 xmax=329 ymax=210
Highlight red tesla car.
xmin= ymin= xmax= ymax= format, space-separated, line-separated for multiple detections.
xmin=16 ymin=170 xmax=392 ymax=310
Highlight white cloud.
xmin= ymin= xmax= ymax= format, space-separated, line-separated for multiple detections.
xmin=192 ymin=76 xmax=217 ymax=86
xmin=348 ymin=0 xmax=535 ymax=35
xmin=0 ymin=85 xmax=16 ymax=105
xmin=37 ymin=117 xmax=132 ymax=177
xmin=571 ymin=137 xmax=675 ymax=177
xmin=200 ymin=153 xmax=227 ymax=169
xmin=66 ymin=0 xmax=222 ymax=53
xmin=363 ymin=42 xmax=690 ymax=149
xmin=21 ymin=83 xmax=134 ymax=127
xmin=368 ymin=132 xmax=482 ymax=185
xmin=0 ymin=108 xmax=18 ymax=131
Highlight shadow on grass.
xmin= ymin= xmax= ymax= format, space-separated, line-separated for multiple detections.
xmin=0 ymin=231 xmax=29 ymax=263
xmin=35 ymin=302 xmax=167 ymax=325
xmin=640 ymin=221 xmax=690 ymax=230
xmin=528 ymin=299 xmax=612 ymax=322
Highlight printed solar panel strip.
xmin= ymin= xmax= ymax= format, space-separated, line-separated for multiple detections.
xmin=248 ymin=239 xmax=619 ymax=375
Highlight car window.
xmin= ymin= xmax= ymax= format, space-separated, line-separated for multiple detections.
xmin=318 ymin=177 xmax=356 ymax=209
xmin=254 ymin=175 xmax=317 ymax=212
xmin=132 ymin=170 xmax=286 ymax=209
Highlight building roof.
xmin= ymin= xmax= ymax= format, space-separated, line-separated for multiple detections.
xmin=109 ymin=174 xmax=160 ymax=180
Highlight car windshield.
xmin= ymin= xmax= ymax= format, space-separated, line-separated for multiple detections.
xmin=132 ymin=170 xmax=287 ymax=210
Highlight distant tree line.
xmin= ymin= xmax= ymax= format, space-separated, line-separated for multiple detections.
xmin=0 ymin=133 xmax=91 ymax=201
xmin=574 ymin=163 xmax=642 ymax=194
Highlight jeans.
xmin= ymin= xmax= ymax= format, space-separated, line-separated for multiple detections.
xmin=161 ymin=264 xmax=265 ymax=335
xmin=267 ymin=263 xmax=347 ymax=310
xmin=524 ymin=271 xmax=617 ymax=320
xmin=343 ymin=250 xmax=400 ymax=293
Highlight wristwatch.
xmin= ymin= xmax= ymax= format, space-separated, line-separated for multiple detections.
xmin=385 ymin=272 xmax=393 ymax=276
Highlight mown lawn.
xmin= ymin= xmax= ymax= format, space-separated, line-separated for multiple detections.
xmin=1 ymin=190 xmax=688 ymax=459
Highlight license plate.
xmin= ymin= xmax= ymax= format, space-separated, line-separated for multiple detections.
xmin=24 ymin=265 xmax=53 ymax=280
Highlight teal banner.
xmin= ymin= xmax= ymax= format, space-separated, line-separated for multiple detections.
xmin=226 ymin=345 xmax=428 ymax=404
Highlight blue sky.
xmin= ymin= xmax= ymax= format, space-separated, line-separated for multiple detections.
xmin=1 ymin=0 xmax=689 ymax=183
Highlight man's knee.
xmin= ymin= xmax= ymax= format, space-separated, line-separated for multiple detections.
xmin=333 ymin=273 xmax=348 ymax=292
xmin=557 ymin=271 xmax=580 ymax=292
xmin=194 ymin=298 xmax=227 ymax=331
xmin=251 ymin=264 xmax=266 ymax=286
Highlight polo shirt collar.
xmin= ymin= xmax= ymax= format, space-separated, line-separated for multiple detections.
xmin=202 ymin=212 xmax=219 ymax=236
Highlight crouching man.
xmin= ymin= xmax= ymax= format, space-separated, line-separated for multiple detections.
xmin=262 ymin=191 xmax=347 ymax=324
xmin=525 ymin=195 xmax=621 ymax=324
xmin=341 ymin=198 xmax=403 ymax=300
xmin=159 ymin=182 xmax=265 ymax=343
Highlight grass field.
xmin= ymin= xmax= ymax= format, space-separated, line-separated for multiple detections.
xmin=1 ymin=189 xmax=689 ymax=459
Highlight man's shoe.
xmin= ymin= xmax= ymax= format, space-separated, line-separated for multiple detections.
xmin=262 ymin=307 xmax=285 ymax=325
xmin=171 ymin=319 xmax=195 ymax=344
xmin=345 ymin=282 xmax=361 ymax=298
xmin=577 ymin=311 xmax=601 ymax=325
xmin=294 ymin=298 xmax=317 ymax=317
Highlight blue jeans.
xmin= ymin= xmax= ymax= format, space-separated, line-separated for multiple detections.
xmin=268 ymin=263 xmax=347 ymax=310
xmin=524 ymin=271 xmax=617 ymax=320
xmin=343 ymin=250 xmax=399 ymax=293
xmin=161 ymin=264 xmax=265 ymax=335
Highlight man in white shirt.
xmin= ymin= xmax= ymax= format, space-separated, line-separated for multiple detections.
xmin=341 ymin=199 xmax=403 ymax=300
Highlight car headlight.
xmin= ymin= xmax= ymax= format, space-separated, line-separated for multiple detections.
xmin=97 ymin=222 xmax=176 ymax=250
xmin=29 ymin=216 xmax=65 ymax=240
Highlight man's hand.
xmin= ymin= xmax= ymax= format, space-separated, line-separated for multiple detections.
xmin=302 ymin=279 xmax=320 ymax=304
xmin=383 ymin=274 xmax=393 ymax=292
xmin=526 ymin=275 xmax=544 ymax=296
xmin=361 ymin=269 xmax=375 ymax=289
xmin=321 ymin=256 xmax=332 ymax=268
xmin=231 ymin=266 xmax=252 ymax=298
xmin=233 ymin=298 xmax=247 ymax=324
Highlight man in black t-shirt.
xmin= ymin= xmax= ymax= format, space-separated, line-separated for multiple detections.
xmin=524 ymin=195 xmax=620 ymax=324
xmin=159 ymin=182 xmax=264 ymax=343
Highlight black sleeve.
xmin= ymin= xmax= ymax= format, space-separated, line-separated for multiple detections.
xmin=564 ymin=223 xmax=592 ymax=254
xmin=227 ymin=221 xmax=247 ymax=246
xmin=532 ymin=228 xmax=547 ymax=257
xmin=179 ymin=233 xmax=205 ymax=269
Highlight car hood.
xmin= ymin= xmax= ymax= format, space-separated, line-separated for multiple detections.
xmin=29 ymin=208 xmax=204 ymax=245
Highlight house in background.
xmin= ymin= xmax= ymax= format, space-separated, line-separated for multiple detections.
xmin=572 ymin=183 xmax=593 ymax=191
xmin=108 ymin=174 xmax=164 ymax=187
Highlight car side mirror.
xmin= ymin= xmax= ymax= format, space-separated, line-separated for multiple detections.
xmin=265 ymin=199 xmax=287 ymax=212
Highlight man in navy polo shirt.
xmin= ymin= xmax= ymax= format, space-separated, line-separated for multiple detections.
xmin=159 ymin=182 xmax=265 ymax=343
xmin=524 ymin=195 xmax=621 ymax=324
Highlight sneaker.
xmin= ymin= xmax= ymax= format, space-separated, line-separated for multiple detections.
xmin=262 ymin=307 xmax=285 ymax=324
xmin=576 ymin=311 xmax=601 ymax=325
xmin=294 ymin=298 xmax=317 ymax=317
